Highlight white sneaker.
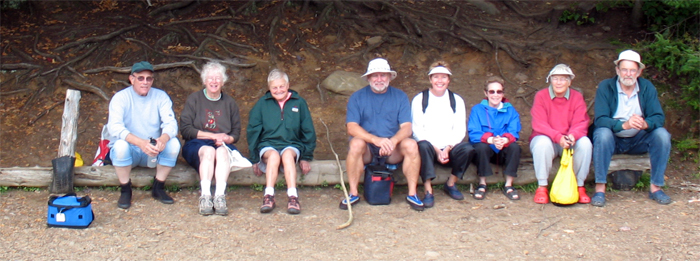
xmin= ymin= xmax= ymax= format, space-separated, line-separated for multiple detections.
xmin=199 ymin=195 xmax=214 ymax=216
xmin=213 ymin=195 xmax=228 ymax=216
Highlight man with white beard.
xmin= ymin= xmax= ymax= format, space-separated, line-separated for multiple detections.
xmin=591 ymin=50 xmax=672 ymax=207
xmin=340 ymin=58 xmax=424 ymax=211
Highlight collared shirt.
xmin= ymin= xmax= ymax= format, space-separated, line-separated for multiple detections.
xmin=548 ymin=85 xmax=570 ymax=100
xmin=613 ymin=80 xmax=643 ymax=137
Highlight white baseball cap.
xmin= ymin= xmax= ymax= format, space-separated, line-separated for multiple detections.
xmin=361 ymin=58 xmax=397 ymax=81
xmin=546 ymin=64 xmax=575 ymax=83
xmin=614 ymin=50 xmax=645 ymax=69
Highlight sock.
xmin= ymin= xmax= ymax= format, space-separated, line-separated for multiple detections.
xmin=214 ymin=181 xmax=227 ymax=196
xmin=287 ymin=187 xmax=298 ymax=197
xmin=200 ymin=180 xmax=211 ymax=196
xmin=264 ymin=187 xmax=275 ymax=196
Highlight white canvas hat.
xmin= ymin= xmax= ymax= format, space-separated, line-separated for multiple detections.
xmin=428 ymin=66 xmax=452 ymax=76
xmin=614 ymin=50 xmax=645 ymax=69
xmin=546 ymin=64 xmax=575 ymax=83
xmin=361 ymin=58 xmax=397 ymax=81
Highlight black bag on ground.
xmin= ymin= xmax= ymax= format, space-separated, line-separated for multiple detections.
xmin=47 ymin=193 xmax=94 ymax=229
xmin=363 ymin=145 xmax=395 ymax=205
xmin=609 ymin=170 xmax=642 ymax=191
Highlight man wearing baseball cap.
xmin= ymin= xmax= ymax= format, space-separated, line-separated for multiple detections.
xmin=341 ymin=58 xmax=424 ymax=211
xmin=106 ymin=61 xmax=181 ymax=209
xmin=530 ymin=64 xmax=592 ymax=204
xmin=591 ymin=50 xmax=672 ymax=206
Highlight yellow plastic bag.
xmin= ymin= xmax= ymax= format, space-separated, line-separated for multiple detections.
xmin=549 ymin=149 xmax=578 ymax=205
xmin=74 ymin=152 xmax=84 ymax=167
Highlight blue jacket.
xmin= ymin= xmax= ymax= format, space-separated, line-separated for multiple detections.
xmin=593 ymin=76 xmax=665 ymax=132
xmin=468 ymin=99 xmax=521 ymax=153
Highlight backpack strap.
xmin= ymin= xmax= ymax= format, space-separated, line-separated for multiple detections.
xmin=422 ymin=89 xmax=456 ymax=113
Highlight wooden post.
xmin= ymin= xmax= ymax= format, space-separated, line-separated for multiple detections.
xmin=50 ymin=89 xmax=81 ymax=194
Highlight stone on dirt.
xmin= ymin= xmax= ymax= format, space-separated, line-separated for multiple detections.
xmin=321 ymin=71 xmax=365 ymax=95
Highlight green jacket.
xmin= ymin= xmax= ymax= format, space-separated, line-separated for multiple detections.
xmin=593 ymin=76 xmax=665 ymax=133
xmin=246 ymin=90 xmax=316 ymax=163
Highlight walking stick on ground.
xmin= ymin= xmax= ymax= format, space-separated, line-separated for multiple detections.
xmin=320 ymin=118 xmax=353 ymax=229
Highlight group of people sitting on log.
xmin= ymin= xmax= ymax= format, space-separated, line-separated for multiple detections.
xmin=104 ymin=49 xmax=672 ymax=215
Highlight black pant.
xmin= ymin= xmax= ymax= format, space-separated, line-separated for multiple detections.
xmin=473 ymin=142 xmax=521 ymax=178
xmin=417 ymin=140 xmax=475 ymax=182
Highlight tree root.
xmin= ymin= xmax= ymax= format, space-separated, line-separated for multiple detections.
xmin=55 ymin=24 xmax=139 ymax=52
xmin=1 ymin=63 xmax=42 ymax=70
xmin=204 ymin=33 xmax=259 ymax=53
xmin=148 ymin=0 xmax=194 ymax=17
xmin=84 ymin=61 xmax=200 ymax=75
xmin=63 ymin=79 xmax=110 ymax=101
xmin=41 ymin=45 xmax=98 ymax=76
xmin=28 ymin=100 xmax=65 ymax=126
xmin=33 ymin=33 xmax=62 ymax=62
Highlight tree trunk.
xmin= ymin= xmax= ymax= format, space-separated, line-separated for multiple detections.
xmin=50 ymin=89 xmax=81 ymax=194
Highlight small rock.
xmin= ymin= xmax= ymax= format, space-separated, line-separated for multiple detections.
xmin=619 ymin=226 xmax=631 ymax=231
xmin=366 ymin=36 xmax=383 ymax=46
xmin=602 ymin=26 xmax=611 ymax=32
xmin=425 ymin=251 xmax=440 ymax=257
xmin=493 ymin=204 xmax=505 ymax=209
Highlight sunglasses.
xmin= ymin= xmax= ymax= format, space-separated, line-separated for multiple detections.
xmin=132 ymin=75 xmax=154 ymax=82
xmin=487 ymin=90 xmax=504 ymax=94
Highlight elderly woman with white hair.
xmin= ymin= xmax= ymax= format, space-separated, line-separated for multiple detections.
xmin=246 ymin=69 xmax=316 ymax=215
xmin=529 ymin=64 xmax=592 ymax=204
xmin=180 ymin=61 xmax=242 ymax=216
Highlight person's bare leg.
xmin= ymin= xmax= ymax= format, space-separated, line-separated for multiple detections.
xmin=115 ymin=166 xmax=132 ymax=184
xmin=392 ymin=139 xmax=420 ymax=196
xmin=346 ymin=138 xmax=370 ymax=196
xmin=446 ymin=175 xmax=458 ymax=187
xmin=198 ymin=146 xmax=216 ymax=194
xmin=281 ymin=150 xmax=298 ymax=189
xmin=213 ymin=147 xmax=231 ymax=194
xmin=264 ymin=150 xmax=281 ymax=188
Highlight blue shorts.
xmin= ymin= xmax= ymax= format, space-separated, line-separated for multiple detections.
xmin=258 ymin=146 xmax=300 ymax=173
xmin=182 ymin=139 xmax=238 ymax=171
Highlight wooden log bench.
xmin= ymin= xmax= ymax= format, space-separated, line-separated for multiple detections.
xmin=0 ymin=154 xmax=650 ymax=188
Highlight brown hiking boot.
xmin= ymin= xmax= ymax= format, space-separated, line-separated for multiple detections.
xmin=287 ymin=196 xmax=301 ymax=215
xmin=260 ymin=194 xmax=275 ymax=213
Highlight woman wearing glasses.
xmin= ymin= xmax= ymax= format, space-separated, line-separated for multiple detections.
xmin=180 ymin=61 xmax=242 ymax=216
xmin=467 ymin=76 xmax=522 ymax=200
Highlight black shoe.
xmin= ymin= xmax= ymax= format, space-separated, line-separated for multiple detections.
xmin=118 ymin=181 xmax=132 ymax=209
xmin=152 ymin=179 xmax=174 ymax=204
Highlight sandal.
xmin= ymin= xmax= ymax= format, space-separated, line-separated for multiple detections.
xmin=473 ymin=184 xmax=486 ymax=200
xmin=533 ymin=187 xmax=549 ymax=204
xmin=502 ymin=186 xmax=520 ymax=200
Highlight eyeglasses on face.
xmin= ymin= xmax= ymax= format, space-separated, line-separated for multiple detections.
xmin=487 ymin=90 xmax=504 ymax=94
xmin=132 ymin=75 xmax=154 ymax=82
xmin=618 ymin=68 xmax=638 ymax=75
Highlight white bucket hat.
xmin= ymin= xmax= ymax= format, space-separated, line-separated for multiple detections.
xmin=546 ymin=64 xmax=575 ymax=83
xmin=361 ymin=58 xmax=397 ymax=81
xmin=428 ymin=66 xmax=452 ymax=77
xmin=614 ymin=50 xmax=645 ymax=69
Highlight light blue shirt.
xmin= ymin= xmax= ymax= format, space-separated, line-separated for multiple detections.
xmin=107 ymin=86 xmax=178 ymax=147
xmin=613 ymin=81 xmax=642 ymax=137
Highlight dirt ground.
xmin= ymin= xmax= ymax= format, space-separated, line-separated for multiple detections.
xmin=2 ymin=187 xmax=700 ymax=260
xmin=2 ymin=1 xmax=700 ymax=260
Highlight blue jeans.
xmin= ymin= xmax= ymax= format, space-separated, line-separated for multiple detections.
xmin=592 ymin=127 xmax=671 ymax=187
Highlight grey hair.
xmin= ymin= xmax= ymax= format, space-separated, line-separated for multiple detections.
xmin=267 ymin=69 xmax=289 ymax=85
xmin=200 ymin=61 xmax=228 ymax=84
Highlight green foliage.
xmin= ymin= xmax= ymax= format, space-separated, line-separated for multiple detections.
xmin=164 ymin=184 xmax=180 ymax=192
xmin=0 ymin=186 xmax=8 ymax=193
xmin=642 ymin=0 xmax=700 ymax=37
xmin=641 ymin=33 xmax=700 ymax=111
xmin=227 ymin=185 xmax=239 ymax=192
xmin=559 ymin=9 xmax=595 ymax=25
xmin=515 ymin=182 xmax=539 ymax=193
xmin=674 ymin=137 xmax=700 ymax=162
xmin=632 ymin=172 xmax=662 ymax=191
xmin=22 ymin=187 xmax=41 ymax=192
xmin=1 ymin=0 xmax=27 ymax=10
xmin=251 ymin=183 xmax=264 ymax=192
xmin=275 ymin=181 xmax=285 ymax=189
xmin=99 ymin=185 xmax=120 ymax=191
xmin=595 ymin=0 xmax=633 ymax=12
xmin=73 ymin=186 xmax=86 ymax=192
xmin=321 ymin=180 xmax=329 ymax=187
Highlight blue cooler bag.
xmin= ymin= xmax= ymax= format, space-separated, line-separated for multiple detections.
xmin=47 ymin=193 xmax=94 ymax=229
